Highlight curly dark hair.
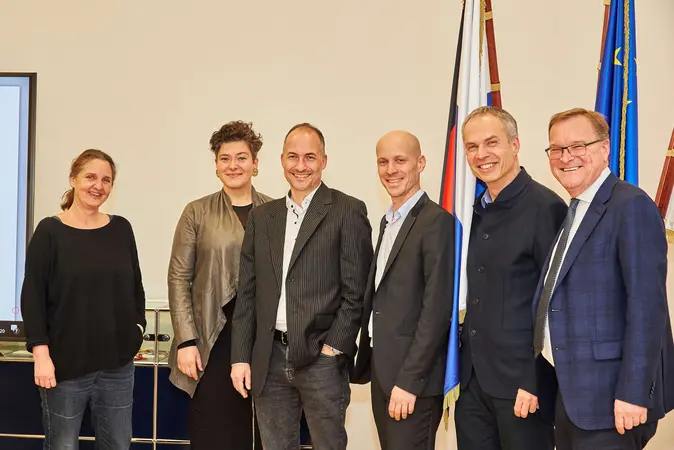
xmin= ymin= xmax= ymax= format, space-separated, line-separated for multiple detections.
xmin=209 ymin=121 xmax=263 ymax=158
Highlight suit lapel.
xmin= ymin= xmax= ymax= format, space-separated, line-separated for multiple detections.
xmin=266 ymin=200 xmax=287 ymax=295
xmin=378 ymin=194 xmax=428 ymax=284
xmin=553 ymin=202 xmax=606 ymax=288
xmin=288 ymin=184 xmax=331 ymax=272
xmin=553 ymin=174 xmax=617 ymax=289
xmin=363 ymin=215 xmax=387 ymax=323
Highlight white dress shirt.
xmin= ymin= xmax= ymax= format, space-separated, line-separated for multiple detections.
xmin=542 ymin=167 xmax=611 ymax=365
xmin=369 ymin=189 xmax=426 ymax=346
xmin=275 ymin=185 xmax=321 ymax=332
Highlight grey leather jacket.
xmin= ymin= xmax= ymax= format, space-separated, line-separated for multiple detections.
xmin=167 ymin=187 xmax=272 ymax=396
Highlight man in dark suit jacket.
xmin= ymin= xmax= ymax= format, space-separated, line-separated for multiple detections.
xmin=454 ymin=106 xmax=566 ymax=450
xmin=230 ymin=123 xmax=373 ymax=450
xmin=352 ymin=130 xmax=454 ymax=450
xmin=533 ymin=108 xmax=674 ymax=449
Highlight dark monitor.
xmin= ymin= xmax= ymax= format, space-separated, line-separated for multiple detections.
xmin=0 ymin=73 xmax=36 ymax=342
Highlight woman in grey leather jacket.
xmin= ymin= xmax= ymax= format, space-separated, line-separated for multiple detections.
xmin=167 ymin=121 xmax=272 ymax=449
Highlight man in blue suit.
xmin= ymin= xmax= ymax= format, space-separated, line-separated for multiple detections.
xmin=533 ymin=108 xmax=674 ymax=449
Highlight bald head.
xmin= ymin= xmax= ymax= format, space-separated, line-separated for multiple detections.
xmin=376 ymin=130 xmax=421 ymax=157
xmin=376 ymin=130 xmax=426 ymax=210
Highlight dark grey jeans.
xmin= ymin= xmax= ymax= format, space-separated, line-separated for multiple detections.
xmin=255 ymin=340 xmax=350 ymax=450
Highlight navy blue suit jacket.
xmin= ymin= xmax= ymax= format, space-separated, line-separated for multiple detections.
xmin=532 ymin=173 xmax=674 ymax=431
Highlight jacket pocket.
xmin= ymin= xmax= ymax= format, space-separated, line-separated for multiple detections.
xmin=314 ymin=313 xmax=335 ymax=330
xmin=592 ymin=340 xmax=623 ymax=360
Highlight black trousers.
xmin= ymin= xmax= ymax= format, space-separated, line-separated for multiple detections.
xmin=454 ymin=370 xmax=554 ymax=450
xmin=371 ymin=364 xmax=443 ymax=450
xmin=555 ymin=390 xmax=657 ymax=450
xmin=188 ymin=299 xmax=262 ymax=449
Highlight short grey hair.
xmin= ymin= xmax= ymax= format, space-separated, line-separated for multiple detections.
xmin=461 ymin=106 xmax=519 ymax=142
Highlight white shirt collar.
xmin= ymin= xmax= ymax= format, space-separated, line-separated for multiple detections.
xmin=286 ymin=183 xmax=321 ymax=212
xmin=576 ymin=167 xmax=611 ymax=203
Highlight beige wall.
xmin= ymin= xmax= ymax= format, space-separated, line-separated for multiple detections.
xmin=1 ymin=0 xmax=672 ymax=448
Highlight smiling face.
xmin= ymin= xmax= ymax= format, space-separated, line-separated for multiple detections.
xmin=376 ymin=131 xmax=425 ymax=208
xmin=548 ymin=115 xmax=609 ymax=197
xmin=281 ymin=127 xmax=327 ymax=196
xmin=70 ymin=158 xmax=114 ymax=209
xmin=463 ymin=114 xmax=520 ymax=195
xmin=215 ymin=141 xmax=257 ymax=191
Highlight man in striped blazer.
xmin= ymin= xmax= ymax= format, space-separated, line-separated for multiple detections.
xmin=230 ymin=123 xmax=373 ymax=450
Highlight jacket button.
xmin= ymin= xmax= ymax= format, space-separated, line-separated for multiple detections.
xmin=269 ymin=326 xmax=274 ymax=331
xmin=477 ymin=266 xmax=485 ymax=273
xmin=483 ymin=233 xmax=490 ymax=240
xmin=470 ymin=329 xmax=476 ymax=337
xmin=289 ymin=278 xmax=295 ymax=282
xmin=473 ymin=298 xmax=480 ymax=305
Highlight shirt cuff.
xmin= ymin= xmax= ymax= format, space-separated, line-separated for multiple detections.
xmin=177 ymin=339 xmax=198 ymax=349
xmin=137 ymin=324 xmax=145 ymax=335
xmin=325 ymin=345 xmax=343 ymax=355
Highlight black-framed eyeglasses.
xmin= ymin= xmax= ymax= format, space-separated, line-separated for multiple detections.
xmin=544 ymin=139 xmax=603 ymax=160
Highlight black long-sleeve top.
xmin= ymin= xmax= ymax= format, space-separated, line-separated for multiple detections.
xmin=20 ymin=215 xmax=147 ymax=383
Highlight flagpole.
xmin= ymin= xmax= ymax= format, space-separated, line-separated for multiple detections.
xmin=597 ymin=0 xmax=611 ymax=85
xmin=439 ymin=3 xmax=466 ymax=210
xmin=440 ymin=1 xmax=467 ymax=427
xmin=654 ymin=128 xmax=674 ymax=235
xmin=485 ymin=0 xmax=502 ymax=107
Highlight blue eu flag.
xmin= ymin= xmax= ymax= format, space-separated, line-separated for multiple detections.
xmin=595 ymin=0 xmax=638 ymax=185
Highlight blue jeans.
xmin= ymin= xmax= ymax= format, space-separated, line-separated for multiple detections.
xmin=255 ymin=341 xmax=350 ymax=450
xmin=39 ymin=361 xmax=134 ymax=450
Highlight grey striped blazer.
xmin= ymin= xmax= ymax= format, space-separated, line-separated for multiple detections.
xmin=231 ymin=182 xmax=373 ymax=397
